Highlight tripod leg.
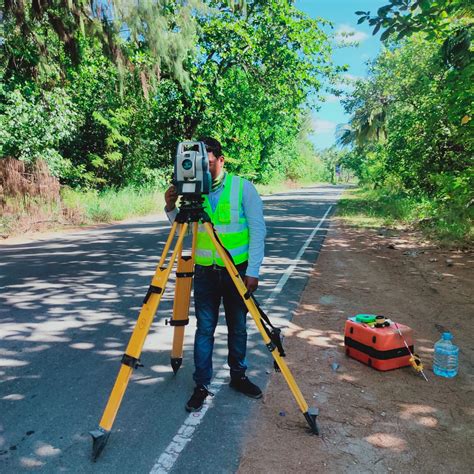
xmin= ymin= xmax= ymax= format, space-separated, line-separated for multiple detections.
xmin=169 ymin=224 xmax=196 ymax=373
xmin=90 ymin=222 xmax=189 ymax=460
xmin=202 ymin=222 xmax=319 ymax=435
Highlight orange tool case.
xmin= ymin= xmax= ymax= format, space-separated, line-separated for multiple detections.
xmin=344 ymin=316 xmax=414 ymax=371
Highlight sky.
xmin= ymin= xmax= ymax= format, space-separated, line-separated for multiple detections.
xmin=295 ymin=0 xmax=388 ymax=149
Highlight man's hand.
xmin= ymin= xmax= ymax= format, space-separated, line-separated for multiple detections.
xmin=165 ymin=185 xmax=178 ymax=211
xmin=243 ymin=276 xmax=258 ymax=294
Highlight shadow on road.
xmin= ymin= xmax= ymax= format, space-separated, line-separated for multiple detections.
xmin=0 ymin=185 xmax=342 ymax=471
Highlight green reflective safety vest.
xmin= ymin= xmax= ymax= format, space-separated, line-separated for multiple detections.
xmin=195 ymin=173 xmax=249 ymax=266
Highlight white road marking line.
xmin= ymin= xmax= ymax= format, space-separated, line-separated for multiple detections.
xmin=149 ymin=205 xmax=333 ymax=474
xmin=149 ymin=369 xmax=228 ymax=474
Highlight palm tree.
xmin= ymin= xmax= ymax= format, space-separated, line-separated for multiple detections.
xmin=336 ymin=97 xmax=388 ymax=147
xmin=335 ymin=123 xmax=355 ymax=147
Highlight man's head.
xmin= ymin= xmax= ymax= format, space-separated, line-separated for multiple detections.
xmin=199 ymin=137 xmax=224 ymax=179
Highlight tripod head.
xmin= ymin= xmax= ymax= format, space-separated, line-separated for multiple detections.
xmin=175 ymin=195 xmax=212 ymax=224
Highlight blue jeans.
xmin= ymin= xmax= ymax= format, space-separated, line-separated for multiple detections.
xmin=193 ymin=263 xmax=248 ymax=386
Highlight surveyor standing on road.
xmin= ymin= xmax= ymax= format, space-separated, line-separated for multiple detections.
xmin=164 ymin=137 xmax=266 ymax=412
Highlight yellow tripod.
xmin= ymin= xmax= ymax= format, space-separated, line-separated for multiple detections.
xmin=90 ymin=198 xmax=319 ymax=460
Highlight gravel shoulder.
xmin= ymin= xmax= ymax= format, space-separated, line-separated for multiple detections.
xmin=238 ymin=218 xmax=473 ymax=473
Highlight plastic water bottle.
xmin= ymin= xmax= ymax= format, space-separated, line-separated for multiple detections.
xmin=433 ymin=332 xmax=459 ymax=378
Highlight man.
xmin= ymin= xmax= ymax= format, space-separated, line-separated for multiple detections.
xmin=165 ymin=137 xmax=266 ymax=412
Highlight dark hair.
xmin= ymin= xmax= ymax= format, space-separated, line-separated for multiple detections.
xmin=198 ymin=136 xmax=223 ymax=158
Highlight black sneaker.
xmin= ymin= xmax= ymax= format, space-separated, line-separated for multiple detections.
xmin=229 ymin=376 xmax=262 ymax=399
xmin=185 ymin=385 xmax=211 ymax=412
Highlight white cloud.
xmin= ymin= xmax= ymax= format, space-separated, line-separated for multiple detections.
xmin=312 ymin=119 xmax=337 ymax=134
xmin=332 ymin=73 xmax=364 ymax=93
xmin=335 ymin=24 xmax=368 ymax=43
xmin=342 ymin=73 xmax=363 ymax=82
xmin=323 ymin=94 xmax=340 ymax=103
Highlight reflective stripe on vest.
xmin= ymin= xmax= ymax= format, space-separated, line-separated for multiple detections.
xmin=195 ymin=174 xmax=249 ymax=266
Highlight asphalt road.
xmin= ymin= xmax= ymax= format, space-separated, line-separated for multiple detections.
xmin=0 ymin=184 xmax=343 ymax=473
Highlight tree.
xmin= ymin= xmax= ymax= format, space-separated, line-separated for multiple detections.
xmin=1 ymin=0 xmax=339 ymax=188
xmin=179 ymin=0 xmax=338 ymax=180
xmin=336 ymin=81 xmax=389 ymax=148
xmin=1 ymin=0 xmax=240 ymax=88
xmin=338 ymin=33 xmax=472 ymax=197
xmin=356 ymin=1 xmax=472 ymax=69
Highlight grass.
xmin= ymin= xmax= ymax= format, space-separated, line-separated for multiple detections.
xmin=255 ymin=180 xmax=302 ymax=195
xmin=0 ymin=187 xmax=167 ymax=238
xmin=2 ymin=178 xmax=318 ymax=238
xmin=61 ymin=186 xmax=166 ymax=223
xmin=62 ymin=178 xmax=320 ymax=226
xmin=337 ymin=187 xmax=473 ymax=246
xmin=4 ymin=183 xmax=470 ymax=246
xmin=336 ymin=188 xmax=415 ymax=227
xmin=2 ymin=178 xmax=321 ymax=239
xmin=0 ymin=195 xmax=65 ymax=237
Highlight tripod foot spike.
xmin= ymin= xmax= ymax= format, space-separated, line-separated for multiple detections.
xmin=90 ymin=427 xmax=110 ymax=461
xmin=170 ymin=357 xmax=182 ymax=374
xmin=303 ymin=407 xmax=320 ymax=435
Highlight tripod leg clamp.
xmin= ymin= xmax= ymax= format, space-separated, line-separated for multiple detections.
xmin=121 ymin=353 xmax=143 ymax=369
xmin=266 ymin=341 xmax=276 ymax=352
xmin=176 ymin=272 xmax=194 ymax=278
xmin=165 ymin=319 xmax=189 ymax=326
xmin=143 ymin=285 xmax=162 ymax=304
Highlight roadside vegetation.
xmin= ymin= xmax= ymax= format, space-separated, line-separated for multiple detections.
xmin=0 ymin=151 xmax=330 ymax=237
xmin=335 ymin=1 xmax=472 ymax=247
xmin=1 ymin=1 xmax=471 ymax=247
xmin=0 ymin=1 xmax=341 ymax=237
xmin=337 ymin=187 xmax=472 ymax=246
xmin=0 ymin=185 xmax=167 ymax=237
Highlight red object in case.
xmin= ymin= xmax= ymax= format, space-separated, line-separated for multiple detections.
xmin=344 ymin=318 xmax=414 ymax=371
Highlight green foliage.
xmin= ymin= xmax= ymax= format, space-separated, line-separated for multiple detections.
xmin=338 ymin=186 xmax=473 ymax=244
xmin=0 ymin=85 xmax=79 ymax=176
xmin=0 ymin=0 xmax=209 ymax=89
xmin=285 ymin=136 xmax=327 ymax=184
xmin=1 ymin=0 xmax=337 ymax=192
xmin=186 ymin=0 xmax=336 ymax=181
xmin=357 ymin=1 xmax=472 ymax=41
xmin=339 ymin=32 xmax=472 ymax=199
xmin=317 ymin=147 xmax=355 ymax=183
xmin=338 ymin=2 xmax=472 ymax=245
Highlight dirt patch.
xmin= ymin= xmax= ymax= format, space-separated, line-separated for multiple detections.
xmin=239 ymin=219 xmax=473 ymax=473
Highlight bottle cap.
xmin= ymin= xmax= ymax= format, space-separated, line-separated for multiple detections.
xmin=442 ymin=332 xmax=453 ymax=340
xmin=375 ymin=315 xmax=386 ymax=328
